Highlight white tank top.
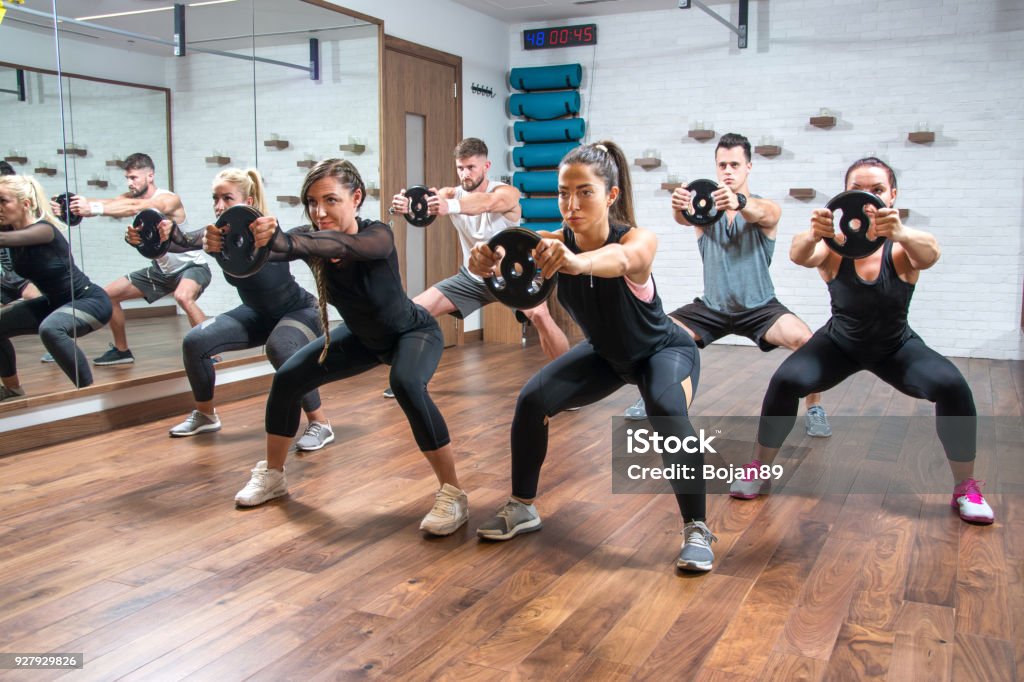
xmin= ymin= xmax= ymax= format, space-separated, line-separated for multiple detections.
xmin=152 ymin=188 xmax=206 ymax=273
xmin=449 ymin=180 xmax=517 ymax=281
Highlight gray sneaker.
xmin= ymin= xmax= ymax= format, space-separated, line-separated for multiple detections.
xmin=0 ymin=385 xmax=26 ymax=402
xmin=169 ymin=410 xmax=222 ymax=437
xmin=382 ymin=386 xmax=395 ymax=399
xmin=476 ymin=498 xmax=542 ymax=540
xmin=40 ymin=352 xmax=56 ymax=363
xmin=676 ymin=521 xmax=717 ymax=572
xmin=295 ymin=422 xmax=335 ymax=452
xmin=420 ymin=483 xmax=469 ymax=536
xmin=94 ymin=344 xmax=135 ymax=366
xmin=624 ymin=397 xmax=647 ymax=421
xmin=805 ymin=405 xmax=832 ymax=437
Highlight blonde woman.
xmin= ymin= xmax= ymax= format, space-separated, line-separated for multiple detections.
xmin=0 ymin=175 xmax=112 ymax=396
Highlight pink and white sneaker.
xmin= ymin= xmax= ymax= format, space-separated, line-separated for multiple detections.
xmin=729 ymin=459 xmax=768 ymax=500
xmin=951 ymin=479 xmax=994 ymax=524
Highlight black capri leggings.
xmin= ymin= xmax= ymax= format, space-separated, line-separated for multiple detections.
xmin=265 ymin=320 xmax=450 ymax=452
xmin=758 ymin=331 xmax=976 ymax=461
xmin=511 ymin=329 xmax=704 ymax=522
xmin=182 ymin=304 xmax=322 ymax=412
xmin=0 ymin=288 xmax=112 ymax=387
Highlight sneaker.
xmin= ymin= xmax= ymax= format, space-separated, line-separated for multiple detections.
xmin=805 ymin=405 xmax=832 ymax=437
xmin=295 ymin=422 xmax=334 ymax=452
xmin=40 ymin=353 xmax=55 ymax=363
xmin=169 ymin=410 xmax=222 ymax=437
xmin=476 ymin=498 xmax=542 ymax=540
xmin=93 ymin=344 xmax=134 ymax=366
xmin=0 ymin=385 xmax=26 ymax=402
xmin=234 ymin=461 xmax=287 ymax=507
xmin=951 ymin=479 xmax=994 ymax=524
xmin=382 ymin=386 xmax=395 ymax=399
xmin=419 ymin=483 xmax=469 ymax=536
xmin=676 ymin=521 xmax=718 ymax=572
xmin=624 ymin=398 xmax=647 ymax=421
xmin=729 ymin=459 xmax=768 ymax=500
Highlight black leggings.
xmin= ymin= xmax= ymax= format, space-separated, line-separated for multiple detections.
xmin=759 ymin=331 xmax=976 ymax=460
xmin=0 ymin=289 xmax=112 ymax=387
xmin=182 ymin=304 xmax=322 ymax=412
xmin=265 ymin=321 xmax=450 ymax=451
xmin=511 ymin=331 xmax=704 ymax=521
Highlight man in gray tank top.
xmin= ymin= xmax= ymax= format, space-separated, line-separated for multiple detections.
xmin=624 ymin=133 xmax=830 ymax=438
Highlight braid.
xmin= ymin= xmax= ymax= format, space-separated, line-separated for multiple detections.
xmin=310 ymin=258 xmax=331 ymax=364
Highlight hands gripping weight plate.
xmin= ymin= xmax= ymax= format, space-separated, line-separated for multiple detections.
xmin=681 ymin=178 xmax=721 ymax=226
xmin=52 ymin=193 xmax=83 ymax=227
xmin=132 ymin=208 xmax=173 ymax=259
xmin=214 ymin=204 xmax=270 ymax=278
xmin=824 ymin=190 xmax=886 ymax=259
xmin=404 ymin=185 xmax=436 ymax=227
xmin=483 ymin=228 xmax=557 ymax=310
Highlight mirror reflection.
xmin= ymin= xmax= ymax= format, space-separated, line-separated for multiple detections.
xmin=0 ymin=0 xmax=380 ymax=406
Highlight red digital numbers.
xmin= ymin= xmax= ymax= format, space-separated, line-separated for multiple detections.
xmin=524 ymin=23 xmax=596 ymax=50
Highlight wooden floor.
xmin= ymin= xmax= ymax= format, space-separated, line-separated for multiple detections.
xmin=0 ymin=343 xmax=1021 ymax=681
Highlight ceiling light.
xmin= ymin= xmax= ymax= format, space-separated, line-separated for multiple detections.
xmin=76 ymin=0 xmax=236 ymax=21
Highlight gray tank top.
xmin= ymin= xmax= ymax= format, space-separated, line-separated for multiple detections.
xmin=697 ymin=200 xmax=776 ymax=312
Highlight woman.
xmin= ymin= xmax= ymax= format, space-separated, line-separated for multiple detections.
xmin=137 ymin=168 xmax=331 ymax=450
xmin=0 ymin=175 xmax=112 ymax=396
xmin=731 ymin=157 xmax=993 ymax=524
xmin=469 ymin=142 xmax=714 ymax=572
xmin=217 ymin=159 xmax=466 ymax=536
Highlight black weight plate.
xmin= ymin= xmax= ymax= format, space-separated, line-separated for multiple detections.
xmin=404 ymin=185 xmax=436 ymax=227
xmin=214 ymin=204 xmax=269 ymax=278
xmin=52 ymin=193 xmax=83 ymax=227
xmin=483 ymin=227 xmax=557 ymax=310
xmin=824 ymin=190 xmax=886 ymax=259
xmin=681 ymin=178 xmax=721 ymax=226
xmin=132 ymin=208 xmax=172 ymax=259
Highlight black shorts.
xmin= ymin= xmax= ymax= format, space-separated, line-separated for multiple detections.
xmin=668 ymin=297 xmax=794 ymax=351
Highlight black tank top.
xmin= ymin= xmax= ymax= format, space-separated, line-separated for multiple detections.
xmin=825 ymin=240 xmax=915 ymax=358
xmin=10 ymin=222 xmax=95 ymax=305
xmin=558 ymin=223 xmax=684 ymax=368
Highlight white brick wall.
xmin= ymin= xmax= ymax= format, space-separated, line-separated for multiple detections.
xmin=508 ymin=0 xmax=1024 ymax=360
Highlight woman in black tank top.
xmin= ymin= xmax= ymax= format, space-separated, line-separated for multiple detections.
xmin=469 ymin=141 xmax=716 ymax=573
xmin=733 ymin=158 xmax=993 ymax=525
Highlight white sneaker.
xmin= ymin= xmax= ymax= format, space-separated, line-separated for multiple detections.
xmin=234 ymin=461 xmax=287 ymax=507
xmin=0 ymin=385 xmax=26 ymax=402
xmin=295 ymin=422 xmax=334 ymax=452
xmin=169 ymin=410 xmax=221 ymax=437
xmin=419 ymin=483 xmax=469 ymax=536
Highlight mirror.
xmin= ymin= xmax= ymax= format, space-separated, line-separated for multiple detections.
xmin=0 ymin=0 xmax=381 ymax=405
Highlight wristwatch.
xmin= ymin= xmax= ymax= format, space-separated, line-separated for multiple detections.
xmin=735 ymin=193 xmax=747 ymax=211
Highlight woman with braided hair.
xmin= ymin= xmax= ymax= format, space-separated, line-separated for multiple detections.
xmin=231 ymin=159 xmax=466 ymax=536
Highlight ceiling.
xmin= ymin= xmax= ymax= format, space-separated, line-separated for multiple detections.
xmin=448 ymin=0 xmax=688 ymax=23
xmin=6 ymin=1 xmax=372 ymax=55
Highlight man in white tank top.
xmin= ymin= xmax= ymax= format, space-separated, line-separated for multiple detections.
xmin=387 ymin=138 xmax=569 ymax=394
xmin=67 ymin=152 xmax=211 ymax=365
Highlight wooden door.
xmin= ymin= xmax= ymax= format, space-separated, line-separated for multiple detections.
xmin=382 ymin=36 xmax=462 ymax=346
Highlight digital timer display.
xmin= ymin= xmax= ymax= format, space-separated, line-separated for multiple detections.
xmin=523 ymin=24 xmax=597 ymax=50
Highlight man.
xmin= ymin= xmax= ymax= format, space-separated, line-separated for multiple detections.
xmin=68 ymin=153 xmax=211 ymax=365
xmin=625 ymin=133 xmax=830 ymax=437
xmin=385 ymin=137 xmax=570 ymax=397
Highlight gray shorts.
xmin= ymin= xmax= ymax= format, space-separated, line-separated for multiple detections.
xmin=434 ymin=266 xmax=498 ymax=319
xmin=127 ymin=263 xmax=212 ymax=304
